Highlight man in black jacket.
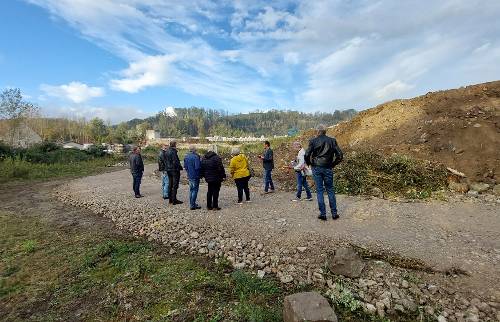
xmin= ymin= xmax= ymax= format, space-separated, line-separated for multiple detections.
xmin=165 ymin=141 xmax=183 ymax=205
xmin=200 ymin=149 xmax=226 ymax=210
xmin=305 ymin=124 xmax=343 ymax=220
xmin=129 ymin=146 xmax=144 ymax=198
xmin=258 ymin=140 xmax=275 ymax=193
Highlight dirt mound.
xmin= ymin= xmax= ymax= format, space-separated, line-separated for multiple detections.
xmin=325 ymin=81 xmax=500 ymax=182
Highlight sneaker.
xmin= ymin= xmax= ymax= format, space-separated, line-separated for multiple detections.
xmin=135 ymin=194 xmax=142 ymax=198
xmin=236 ymin=201 xmax=243 ymax=205
xmin=332 ymin=214 xmax=340 ymax=220
xmin=245 ymin=200 xmax=252 ymax=203
xmin=305 ymin=197 xmax=313 ymax=201
xmin=318 ymin=215 xmax=327 ymax=221
xmin=292 ymin=198 xmax=300 ymax=202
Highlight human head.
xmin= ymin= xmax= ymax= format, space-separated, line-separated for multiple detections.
xmin=133 ymin=146 xmax=141 ymax=154
xmin=169 ymin=140 xmax=177 ymax=148
xmin=316 ymin=124 xmax=327 ymax=136
xmin=292 ymin=141 xmax=302 ymax=150
xmin=189 ymin=145 xmax=196 ymax=153
xmin=231 ymin=147 xmax=240 ymax=155
xmin=162 ymin=144 xmax=168 ymax=150
xmin=264 ymin=140 xmax=270 ymax=148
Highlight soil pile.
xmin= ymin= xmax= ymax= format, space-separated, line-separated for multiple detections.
xmin=324 ymin=81 xmax=500 ymax=182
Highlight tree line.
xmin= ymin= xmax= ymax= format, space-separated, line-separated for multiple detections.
xmin=1 ymin=88 xmax=357 ymax=144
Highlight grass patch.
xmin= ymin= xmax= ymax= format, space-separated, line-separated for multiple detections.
xmin=0 ymin=157 xmax=121 ymax=183
xmin=0 ymin=212 xmax=289 ymax=321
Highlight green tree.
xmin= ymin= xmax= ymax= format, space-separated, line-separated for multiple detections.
xmin=0 ymin=88 xmax=40 ymax=145
xmin=86 ymin=117 xmax=108 ymax=143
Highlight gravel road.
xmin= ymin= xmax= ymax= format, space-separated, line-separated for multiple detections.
xmin=56 ymin=164 xmax=500 ymax=301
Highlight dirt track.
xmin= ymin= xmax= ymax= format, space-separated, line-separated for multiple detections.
xmin=56 ymin=165 xmax=500 ymax=301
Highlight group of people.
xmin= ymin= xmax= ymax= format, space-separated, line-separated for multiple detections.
xmin=129 ymin=124 xmax=343 ymax=220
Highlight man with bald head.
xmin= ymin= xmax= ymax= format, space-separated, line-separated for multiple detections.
xmin=305 ymin=124 xmax=343 ymax=221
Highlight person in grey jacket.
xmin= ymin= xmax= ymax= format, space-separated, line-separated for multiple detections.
xmin=129 ymin=146 xmax=144 ymax=198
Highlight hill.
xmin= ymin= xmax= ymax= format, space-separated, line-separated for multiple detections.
xmin=127 ymin=108 xmax=357 ymax=137
xmin=325 ymin=81 xmax=500 ymax=181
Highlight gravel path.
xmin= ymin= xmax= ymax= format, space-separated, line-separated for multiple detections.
xmin=57 ymin=165 xmax=500 ymax=300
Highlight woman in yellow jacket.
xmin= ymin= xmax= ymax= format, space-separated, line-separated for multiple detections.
xmin=229 ymin=147 xmax=251 ymax=204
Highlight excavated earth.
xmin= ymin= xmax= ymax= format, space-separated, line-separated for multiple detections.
xmin=322 ymin=81 xmax=500 ymax=182
xmin=55 ymin=165 xmax=500 ymax=321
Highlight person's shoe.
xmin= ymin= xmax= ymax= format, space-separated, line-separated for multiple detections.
xmin=292 ymin=198 xmax=300 ymax=202
xmin=213 ymin=207 xmax=221 ymax=211
xmin=245 ymin=199 xmax=252 ymax=203
xmin=318 ymin=215 xmax=327 ymax=221
xmin=135 ymin=194 xmax=142 ymax=198
xmin=305 ymin=197 xmax=313 ymax=201
xmin=173 ymin=200 xmax=184 ymax=205
xmin=269 ymin=189 xmax=275 ymax=193
xmin=190 ymin=206 xmax=202 ymax=210
xmin=332 ymin=214 xmax=340 ymax=220
xmin=207 ymin=207 xmax=213 ymax=211
xmin=162 ymin=196 xmax=169 ymax=200
xmin=236 ymin=201 xmax=243 ymax=205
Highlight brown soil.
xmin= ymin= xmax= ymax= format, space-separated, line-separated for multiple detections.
xmin=321 ymin=81 xmax=500 ymax=182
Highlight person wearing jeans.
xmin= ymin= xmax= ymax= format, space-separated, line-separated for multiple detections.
xmin=312 ymin=167 xmax=337 ymax=217
xmin=291 ymin=141 xmax=312 ymax=201
xmin=158 ymin=145 xmax=169 ymax=199
xmin=259 ymin=141 xmax=274 ymax=193
xmin=184 ymin=146 xmax=202 ymax=210
xmin=305 ymin=124 xmax=343 ymax=220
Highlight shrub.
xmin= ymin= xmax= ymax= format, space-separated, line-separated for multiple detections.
xmin=0 ymin=141 xmax=12 ymax=160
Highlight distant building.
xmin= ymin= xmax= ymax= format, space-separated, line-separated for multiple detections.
xmin=63 ymin=142 xmax=84 ymax=150
xmin=146 ymin=130 xmax=160 ymax=141
xmin=0 ymin=122 xmax=42 ymax=148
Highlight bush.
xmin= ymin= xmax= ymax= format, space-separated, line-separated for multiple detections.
xmin=334 ymin=150 xmax=447 ymax=198
xmin=0 ymin=141 xmax=12 ymax=160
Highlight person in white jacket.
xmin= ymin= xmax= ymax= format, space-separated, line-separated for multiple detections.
xmin=290 ymin=141 xmax=313 ymax=202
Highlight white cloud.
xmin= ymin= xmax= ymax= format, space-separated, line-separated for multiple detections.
xmin=27 ymin=0 xmax=500 ymax=112
xmin=41 ymin=104 xmax=152 ymax=124
xmin=40 ymin=81 xmax=104 ymax=103
xmin=375 ymin=80 xmax=414 ymax=100
xmin=110 ymin=55 xmax=175 ymax=93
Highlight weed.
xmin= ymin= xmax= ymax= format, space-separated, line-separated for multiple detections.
xmin=21 ymin=240 xmax=37 ymax=253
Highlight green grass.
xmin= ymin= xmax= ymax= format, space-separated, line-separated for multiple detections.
xmin=0 ymin=212 xmax=288 ymax=321
xmin=0 ymin=157 xmax=121 ymax=183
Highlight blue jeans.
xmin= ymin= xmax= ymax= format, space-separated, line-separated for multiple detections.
xmin=188 ymin=178 xmax=200 ymax=208
xmin=312 ymin=167 xmax=337 ymax=217
xmin=264 ymin=169 xmax=274 ymax=192
xmin=132 ymin=172 xmax=142 ymax=196
xmin=296 ymin=171 xmax=312 ymax=199
xmin=162 ymin=172 xmax=169 ymax=199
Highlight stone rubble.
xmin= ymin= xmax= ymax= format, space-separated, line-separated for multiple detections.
xmin=54 ymin=180 xmax=500 ymax=322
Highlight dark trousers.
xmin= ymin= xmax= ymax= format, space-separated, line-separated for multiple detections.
xmin=264 ymin=169 xmax=274 ymax=192
xmin=167 ymin=170 xmax=180 ymax=202
xmin=207 ymin=181 xmax=221 ymax=209
xmin=132 ymin=172 xmax=142 ymax=196
xmin=235 ymin=176 xmax=251 ymax=202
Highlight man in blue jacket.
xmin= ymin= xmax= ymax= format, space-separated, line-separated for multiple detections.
xmin=184 ymin=145 xmax=202 ymax=210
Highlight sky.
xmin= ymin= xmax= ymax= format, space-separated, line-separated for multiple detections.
xmin=0 ymin=0 xmax=499 ymax=123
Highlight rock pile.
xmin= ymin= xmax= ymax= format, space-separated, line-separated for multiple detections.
xmin=54 ymin=179 xmax=500 ymax=322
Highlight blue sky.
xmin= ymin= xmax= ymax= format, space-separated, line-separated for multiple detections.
xmin=1 ymin=0 xmax=499 ymax=123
